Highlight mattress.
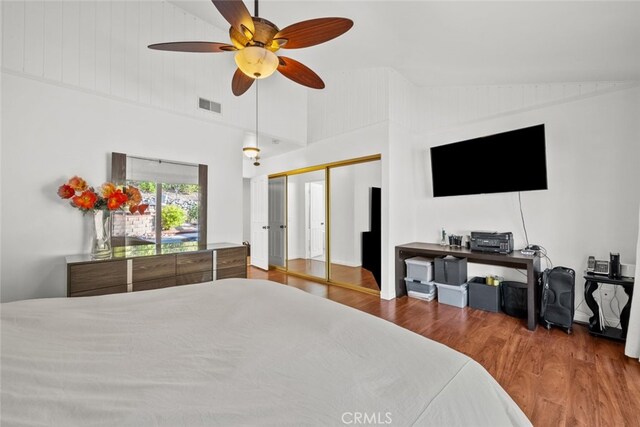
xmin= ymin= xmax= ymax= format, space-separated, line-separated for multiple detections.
xmin=1 ymin=279 xmax=530 ymax=426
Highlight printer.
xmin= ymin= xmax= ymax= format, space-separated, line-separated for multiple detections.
xmin=470 ymin=231 xmax=514 ymax=254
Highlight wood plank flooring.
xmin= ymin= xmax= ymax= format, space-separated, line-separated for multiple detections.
xmin=247 ymin=266 xmax=640 ymax=426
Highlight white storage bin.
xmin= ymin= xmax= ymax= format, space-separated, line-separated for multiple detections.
xmin=408 ymin=290 xmax=436 ymax=301
xmin=435 ymin=282 xmax=468 ymax=308
xmin=405 ymin=257 xmax=434 ymax=282
xmin=404 ymin=278 xmax=437 ymax=301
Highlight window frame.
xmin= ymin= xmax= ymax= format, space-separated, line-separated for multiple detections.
xmin=111 ymin=152 xmax=207 ymax=246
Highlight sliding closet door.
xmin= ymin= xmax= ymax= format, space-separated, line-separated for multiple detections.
xmin=287 ymin=170 xmax=327 ymax=280
xmin=268 ymin=176 xmax=286 ymax=268
xmin=251 ymin=175 xmax=269 ymax=270
xmin=329 ymin=160 xmax=382 ymax=290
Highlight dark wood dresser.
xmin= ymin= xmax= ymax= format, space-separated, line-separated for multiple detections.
xmin=66 ymin=242 xmax=247 ymax=297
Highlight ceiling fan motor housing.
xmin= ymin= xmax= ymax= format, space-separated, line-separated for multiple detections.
xmin=231 ymin=17 xmax=282 ymax=51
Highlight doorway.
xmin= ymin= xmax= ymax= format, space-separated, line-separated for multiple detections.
xmin=306 ymin=181 xmax=325 ymax=261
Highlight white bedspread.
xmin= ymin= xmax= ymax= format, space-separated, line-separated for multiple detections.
xmin=1 ymin=279 xmax=530 ymax=426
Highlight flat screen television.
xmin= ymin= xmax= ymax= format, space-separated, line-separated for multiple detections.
xmin=430 ymin=124 xmax=548 ymax=197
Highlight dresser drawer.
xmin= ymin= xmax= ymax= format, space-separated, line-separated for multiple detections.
xmin=216 ymin=266 xmax=247 ymax=280
xmin=216 ymin=247 xmax=247 ymax=269
xmin=176 ymin=252 xmax=213 ymax=275
xmin=133 ymin=276 xmax=177 ymax=292
xmin=176 ymin=271 xmax=213 ymax=286
xmin=70 ymin=284 xmax=128 ymax=297
xmin=68 ymin=260 xmax=127 ymax=294
xmin=133 ymin=255 xmax=176 ymax=282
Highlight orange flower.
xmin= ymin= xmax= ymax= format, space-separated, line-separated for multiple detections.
xmin=67 ymin=176 xmax=88 ymax=192
xmin=72 ymin=190 xmax=98 ymax=210
xmin=125 ymin=185 xmax=142 ymax=206
xmin=101 ymin=182 xmax=117 ymax=198
xmin=107 ymin=190 xmax=128 ymax=210
xmin=129 ymin=203 xmax=149 ymax=214
xmin=57 ymin=184 xmax=75 ymax=199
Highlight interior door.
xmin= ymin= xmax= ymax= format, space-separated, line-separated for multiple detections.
xmin=268 ymin=176 xmax=286 ymax=267
xmin=250 ymin=175 xmax=269 ymax=270
xmin=307 ymin=181 xmax=325 ymax=260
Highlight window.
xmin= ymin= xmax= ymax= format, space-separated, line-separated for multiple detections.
xmin=111 ymin=153 xmax=207 ymax=246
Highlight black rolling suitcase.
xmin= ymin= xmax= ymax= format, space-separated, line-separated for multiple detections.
xmin=540 ymin=266 xmax=575 ymax=334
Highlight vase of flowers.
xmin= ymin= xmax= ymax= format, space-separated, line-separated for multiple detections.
xmin=91 ymin=209 xmax=112 ymax=259
xmin=57 ymin=176 xmax=148 ymax=260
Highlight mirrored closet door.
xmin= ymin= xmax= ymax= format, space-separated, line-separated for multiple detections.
xmin=286 ymin=170 xmax=327 ymax=281
xmin=329 ymin=160 xmax=381 ymax=291
xmin=268 ymin=176 xmax=286 ymax=268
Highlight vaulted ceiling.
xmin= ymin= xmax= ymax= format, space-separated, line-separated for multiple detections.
xmin=170 ymin=1 xmax=640 ymax=87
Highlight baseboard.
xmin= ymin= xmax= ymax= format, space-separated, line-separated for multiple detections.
xmin=574 ymin=310 xmax=620 ymax=328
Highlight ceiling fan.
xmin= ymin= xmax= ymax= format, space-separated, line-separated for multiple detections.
xmin=148 ymin=0 xmax=353 ymax=96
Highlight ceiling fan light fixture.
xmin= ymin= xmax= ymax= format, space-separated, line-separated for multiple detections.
xmin=235 ymin=46 xmax=279 ymax=79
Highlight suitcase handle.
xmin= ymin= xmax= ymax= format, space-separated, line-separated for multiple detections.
xmin=540 ymin=269 xmax=550 ymax=319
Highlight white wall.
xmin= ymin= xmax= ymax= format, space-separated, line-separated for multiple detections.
xmin=307 ymin=68 xmax=389 ymax=143
xmin=242 ymin=178 xmax=251 ymax=243
xmin=411 ymin=85 xmax=640 ymax=323
xmin=1 ymin=0 xmax=307 ymax=144
xmin=1 ymin=73 xmax=244 ymax=302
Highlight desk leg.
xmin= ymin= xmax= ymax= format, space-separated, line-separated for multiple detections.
xmin=621 ymin=284 xmax=633 ymax=339
xmin=395 ymin=248 xmax=407 ymax=297
xmin=584 ymin=280 xmax=601 ymax=332
xmin=526 ymin=262 xmax=538 ymax=331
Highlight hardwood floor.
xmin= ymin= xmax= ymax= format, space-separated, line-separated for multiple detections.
xmin=247 ymin=265 xmax=640 ymax=426
xmin=286 ymin=258 xmax=380 ymax=290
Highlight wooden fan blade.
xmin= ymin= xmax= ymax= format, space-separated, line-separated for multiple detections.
xmin=212 ymin=0 xmax=255 ymax=37
xmin=232 ymin=68 xmax=255 ymax=96
xmin=274 ymin=18 xmax=353 ymax=49
xmin=277 ymin=56 xmax=324 ymax=89
xmin=148 ymin=41 xmax=236 ymax=53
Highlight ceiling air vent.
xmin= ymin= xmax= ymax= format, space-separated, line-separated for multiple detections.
xmin=198 ymin=97 xmax=222 ymax=114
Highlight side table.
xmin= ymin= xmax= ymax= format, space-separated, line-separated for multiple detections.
xmin=584 ymin=273 xmax=634 ymax=341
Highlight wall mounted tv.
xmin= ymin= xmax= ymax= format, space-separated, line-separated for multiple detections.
xmin=430 ymin=124 xmax=548 ymax=197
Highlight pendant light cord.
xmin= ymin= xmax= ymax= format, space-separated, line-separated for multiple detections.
xmin=255 ymin=80 xmax=259 ymax=153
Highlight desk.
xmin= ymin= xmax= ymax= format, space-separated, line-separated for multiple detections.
xmin=395 ymin=242 xmax=542 ymax=331
xmin=584 ymin=273 xmax=634 ymax=341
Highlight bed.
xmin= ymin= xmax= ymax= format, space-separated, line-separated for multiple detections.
xmin=1 ymin=279 xmax=530 ymax=426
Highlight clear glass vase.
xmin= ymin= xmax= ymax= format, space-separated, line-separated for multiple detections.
xmin=91 ymin=210 xmax=112 ymax=260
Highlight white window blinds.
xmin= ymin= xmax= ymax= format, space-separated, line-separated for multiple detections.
xmin=126 ymin=156 xmax=199 ymax=185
